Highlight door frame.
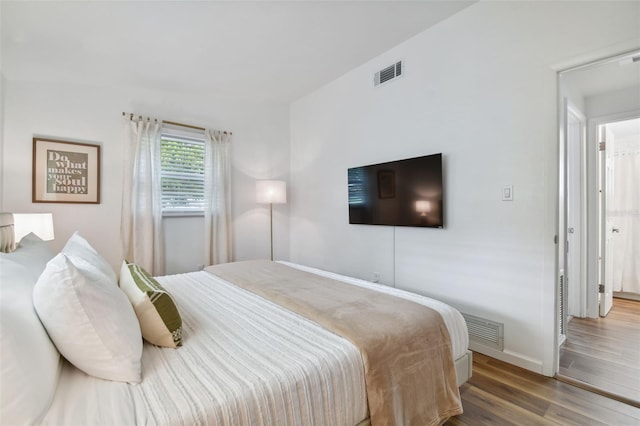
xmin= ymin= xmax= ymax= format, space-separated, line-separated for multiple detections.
xmin=566 ymin=103 xmax=587 ymax=318
xmin=554 ymin=48 xmax=640 ymax=375
xmin=557 ymin=98 xmax=587 ymax=345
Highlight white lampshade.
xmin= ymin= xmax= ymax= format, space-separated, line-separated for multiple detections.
xmin=256 ymin=180 xmax=287 ymax=204
xmin=14 ymin=213 xmax=55 ymax=242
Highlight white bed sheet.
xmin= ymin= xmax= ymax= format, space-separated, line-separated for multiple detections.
xmin=42 ymin=262 xmax=468 ymax=425
xmin=43 ymin=271 xmax=368 ymax=426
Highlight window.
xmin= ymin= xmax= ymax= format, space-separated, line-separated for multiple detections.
xmin=347 ymin=167 xmax=366 ymax=205
xmin=160 ymin=134 xmax=206 ymax=214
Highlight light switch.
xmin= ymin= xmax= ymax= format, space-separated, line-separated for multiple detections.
xmin=502 ymin=185 xmax=513 ymax=201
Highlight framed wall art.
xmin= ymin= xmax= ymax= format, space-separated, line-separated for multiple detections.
xmin=32 ymin=138 xmax=101 ymax=204
xmin=377 ymin=170 xmax=395 ymax=199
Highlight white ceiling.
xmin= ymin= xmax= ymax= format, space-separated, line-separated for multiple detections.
xmin=1 ymin=1 xmax=475 ymax=102
xmin=561 ymin=51 xmax=640 ymax=143
xmin=608 ymin=117 xmax=639 ymax=141
xmin=561 ymin=51 xmax=640 ymax=100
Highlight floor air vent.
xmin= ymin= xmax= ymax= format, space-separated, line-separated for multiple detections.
xmin=374 ymin=61 xmax=402 ymax=86
xmin=462 ymin=313 xmax=504 ymax=351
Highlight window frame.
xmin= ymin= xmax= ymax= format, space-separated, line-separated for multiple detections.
xmin=159 ymin=129 xmax=207 ymax=217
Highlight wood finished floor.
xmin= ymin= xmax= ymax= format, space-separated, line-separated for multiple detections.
xmin=559 ymin=297 xmax=640 ymax=403
xmin=445 ymin=352 xmax=640 ymax=425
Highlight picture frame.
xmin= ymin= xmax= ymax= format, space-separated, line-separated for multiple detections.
xmin=377 ymin=170 xmax=395 ymax=199
xmin=32 ymin=138 xmax=101 ymax=204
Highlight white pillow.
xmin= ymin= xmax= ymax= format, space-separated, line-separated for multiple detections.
xmin=33 ymin=253 xmax=143 ymax=383
xmin=120 ymin=261 xmax=183 ymax=348
xmin=0 ymin=235 xmax=60 ymax=425
xmin=8 ymin=233 xmax=57 ymax=281
xmin=62 ymin=231 xmax=117 ymax=285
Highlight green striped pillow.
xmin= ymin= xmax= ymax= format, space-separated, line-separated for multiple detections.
xmin=119 ymin=261 xmax=183 ymax=348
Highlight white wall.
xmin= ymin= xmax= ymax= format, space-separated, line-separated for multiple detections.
xmin=0 ymin=5 xmax=3 ymax=212
xmin=290 ymin=1 xmax=640 ymax=375
xmin=0 ymin=73 xmax=5 ymax=212
xmin=586 ymin=86 xmax=640 ymax=119
xmin=2 ymin=80 xmax=290 ymax=272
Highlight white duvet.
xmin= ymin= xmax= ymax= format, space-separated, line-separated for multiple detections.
xmin=42 ymin=263 xmax=468 ymax=425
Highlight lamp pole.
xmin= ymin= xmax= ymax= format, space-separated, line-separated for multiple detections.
xmin=270 ymin=202 xmax=274 ymax=261
xmin=256 ymin=180 xmax=286 ymax=262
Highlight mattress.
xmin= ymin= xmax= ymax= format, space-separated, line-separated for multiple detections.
xmin=42 ymin=263 xmax=468 ymax=425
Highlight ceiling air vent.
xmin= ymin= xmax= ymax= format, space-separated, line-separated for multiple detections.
xmin=620 ymin=55 xmax=640 ymax=66
xmin=374 ymin=61 xmax=403 ymax=87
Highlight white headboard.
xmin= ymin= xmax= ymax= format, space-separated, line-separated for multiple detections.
xmin=0 ymin=213 xmax=16 ymax=253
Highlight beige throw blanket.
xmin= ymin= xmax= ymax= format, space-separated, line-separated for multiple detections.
xmin=205 ymin=260 xmax=462 ymax=425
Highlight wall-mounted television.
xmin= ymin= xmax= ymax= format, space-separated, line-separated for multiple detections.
xmin=348 ymin=153 xmax=443 ymax=228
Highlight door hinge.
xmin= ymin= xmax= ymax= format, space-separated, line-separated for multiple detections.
xmin=598 ymin=284 xmax=605 ymax=293
xmin=599 ymin=142 xmax=606 ymax=151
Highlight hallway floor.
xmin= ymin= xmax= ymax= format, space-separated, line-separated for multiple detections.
xmin=559 ymin=297 xmax=640 ymax=404
xmin=446 ymin=352 xmax=640 ymax=425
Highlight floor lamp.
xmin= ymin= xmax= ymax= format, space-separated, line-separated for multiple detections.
xmin=256 ymin=180 xmax=287 ymax=261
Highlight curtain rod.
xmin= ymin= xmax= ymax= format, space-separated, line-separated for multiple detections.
xmin=121 ymin=112 xmax=232 ymax=135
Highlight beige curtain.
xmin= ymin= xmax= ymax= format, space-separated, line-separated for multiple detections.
xmin=203 ymin=129 xmax=232 ymax=266
xmin=121 ymin=117 xmax=165 ymax=275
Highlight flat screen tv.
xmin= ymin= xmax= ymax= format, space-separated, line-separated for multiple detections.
xmin=348 ymin=153 xmax=443 ymax=228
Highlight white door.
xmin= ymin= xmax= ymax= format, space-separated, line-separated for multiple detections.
xmin=566 ymin=105 xmax=586 ymax=317
xmin=598 ymin=124 xmax=614 ymax=317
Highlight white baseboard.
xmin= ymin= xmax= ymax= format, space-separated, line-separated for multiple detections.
xmin=469 ymin=342 xmax=545 ymax=375
xmin=614 ymin=292 xmax=640 ymax=302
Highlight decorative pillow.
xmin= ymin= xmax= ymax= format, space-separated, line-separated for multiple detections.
xmin=62 ymin=231 xmax=117 ymax=285
xmin=119 ymin=261 xmax=183 ymax=348
xmin=0 ymin=235 xmax=60 ymax=425
xmin=33 ymin=253 xmax=143 ymax=383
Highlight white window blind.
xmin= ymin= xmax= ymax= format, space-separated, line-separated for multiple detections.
xmin=348 ymin=167 xmax=366 ymax=205
xmin=160 ymin=134 xmax=205 ymax=214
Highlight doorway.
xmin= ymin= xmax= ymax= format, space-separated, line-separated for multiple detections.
xmin=600 ymin=117 xmax=640 ymax=304
xmin=557 ymin=50 xmax=640 ymax=406
xmin=559 ymin=298 xmax=640 ymax=406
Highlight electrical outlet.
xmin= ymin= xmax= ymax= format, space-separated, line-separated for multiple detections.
xmin=373 ymin=272 xmax=380 ymax=283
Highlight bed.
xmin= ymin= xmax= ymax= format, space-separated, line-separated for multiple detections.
xmin=0 ymin=213 xmax=471 ymax=426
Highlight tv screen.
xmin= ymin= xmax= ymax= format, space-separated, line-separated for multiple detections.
xmin=348 ymin=153 xmax=443 ymax=228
